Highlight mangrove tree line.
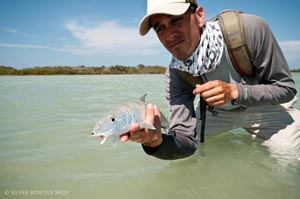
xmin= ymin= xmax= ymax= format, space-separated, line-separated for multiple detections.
xmin=0 ymin=64 xmax=167 ymax=75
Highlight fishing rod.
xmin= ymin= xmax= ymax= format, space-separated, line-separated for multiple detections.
xmin=199 ymin=96 xmax=218 ymax=143
xmin=199 ymin=96 xmax=206 ymax=143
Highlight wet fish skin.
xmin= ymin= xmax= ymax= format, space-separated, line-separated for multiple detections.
xmin=91 ymin=94 xmax=165 ymax=144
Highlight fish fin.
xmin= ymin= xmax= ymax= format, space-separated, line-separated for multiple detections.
xmin=99 ymin=135 xmax=108 ymax=144
xmin=139 ymin=94 xmax=147 ymax=102
xmin=140 ymin=121 xmax=156 ymax=130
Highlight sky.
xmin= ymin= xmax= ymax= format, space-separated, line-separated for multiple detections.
xmin=0 ymin=0 xmax=299 ymax=69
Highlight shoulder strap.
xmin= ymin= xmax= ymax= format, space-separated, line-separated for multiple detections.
xmin=176 ymin=70 xmax=202 ymax=87
xmin=212 ymin=10 xmax=254 ymax=77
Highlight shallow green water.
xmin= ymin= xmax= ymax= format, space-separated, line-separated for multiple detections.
xmin=0 ymin=74 xmax=299 ymax=199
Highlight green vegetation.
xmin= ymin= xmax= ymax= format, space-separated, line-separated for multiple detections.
xmin=0 ymin=64 xmax=167 ymax=75
xmin=290 ymin=68 xmax=300 ymax=72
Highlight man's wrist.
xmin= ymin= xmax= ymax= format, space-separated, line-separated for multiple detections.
xmin=143 ymin=137 xmax=163 ymax=148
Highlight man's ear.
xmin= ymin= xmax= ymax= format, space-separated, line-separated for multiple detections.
xmin=196 ymin=6 xmax=205 ymax=27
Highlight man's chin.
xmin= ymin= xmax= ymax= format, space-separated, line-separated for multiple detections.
xmin=172 ymin=52 xmax=190 ymax=61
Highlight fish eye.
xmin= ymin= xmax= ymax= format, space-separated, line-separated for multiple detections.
xmin=109 ymin=115 xmax=116 ymax=123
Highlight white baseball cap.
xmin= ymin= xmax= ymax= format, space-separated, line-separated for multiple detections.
xmin=139 ymin=0 xmax=198 ymax=36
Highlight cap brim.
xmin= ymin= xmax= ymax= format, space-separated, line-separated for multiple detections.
xmin=139 ymin=3 xmax=191 ymax=36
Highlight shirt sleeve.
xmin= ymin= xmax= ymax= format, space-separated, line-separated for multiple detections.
xmin=142 ymin=67 xmax=198 ymax=160
xmin=235 ymin=14 xmax=297 ymax=106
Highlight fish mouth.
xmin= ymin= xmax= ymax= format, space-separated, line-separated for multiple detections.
xmin=91 ymin=132 xmax=107 ymax=144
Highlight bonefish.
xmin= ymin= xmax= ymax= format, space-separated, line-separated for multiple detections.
xmin=91 ymin=94 xmax=168 ymax=144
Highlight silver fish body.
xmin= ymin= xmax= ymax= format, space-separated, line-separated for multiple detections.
xmin=92 ymin=94 xmax=162 ymax=144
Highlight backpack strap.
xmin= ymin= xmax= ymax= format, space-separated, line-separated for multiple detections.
xmin=213 ymin=10 xmax=254 ymax=77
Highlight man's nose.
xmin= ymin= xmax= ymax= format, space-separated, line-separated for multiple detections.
xmin=165 ymin=26 xmax=178 ymax=42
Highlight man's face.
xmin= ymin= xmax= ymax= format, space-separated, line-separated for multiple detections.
xmin=150 ymin=7 xmax=204 ymax=60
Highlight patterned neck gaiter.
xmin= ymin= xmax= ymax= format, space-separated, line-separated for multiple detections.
xmin=169 ymin=21 xmax=224 ymax=76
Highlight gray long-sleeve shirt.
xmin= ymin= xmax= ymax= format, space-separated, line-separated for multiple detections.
xmin=142 ymin=13 xmax=297 ymax=160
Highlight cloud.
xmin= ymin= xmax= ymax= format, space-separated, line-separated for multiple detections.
xmin=279 ymin=40 xmax=300 ymax=48
xmin=0 ymin=43 xmax=68 ymax=52
xmin=0 ymin=21 xmax=162 ymax=57
xmin=0 ymin=27 xmax=33 ymax=37
xmin=63 ymin=20 xmax=161 ymax=56
xmin=279 ymin=40 xmax=300 ymax=68
xmin=0 ymin=27 xmax=65 ymax=52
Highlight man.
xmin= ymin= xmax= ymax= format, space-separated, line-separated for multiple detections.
xmin=121 ymin=0 xmax=300 ymax=160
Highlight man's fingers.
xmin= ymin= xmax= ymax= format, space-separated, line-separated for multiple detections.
xmin=193 ymin=80 xmax=236 ymax=106
xmin=193 ymin=84 xmax=203 ymax=95
xmin=129 ymin=123 xmax=140 ymax=133
xmin=146 ymin=103 xmax=154 ymax=125
xmin=128 ymin=123 xmax=141 ymax=141
xmin=122 ymin=103 xmax=163 ymax=147
xmin=153 ymin=104 xmax=161 ymax=118
xmin=153 ymin=105 xmax=161 ymax=129
xmin=120 ymin=133 xmax=129 ymax=143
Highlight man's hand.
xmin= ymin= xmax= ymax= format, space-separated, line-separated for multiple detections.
xmin=120 ymin=103 xmax=163 ymax=147
xmin=193 ymin=80 xmax=238 ymax=106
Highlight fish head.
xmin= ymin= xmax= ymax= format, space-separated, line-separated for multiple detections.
xmin=91 ymin=111 xmax=128 ymax=144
